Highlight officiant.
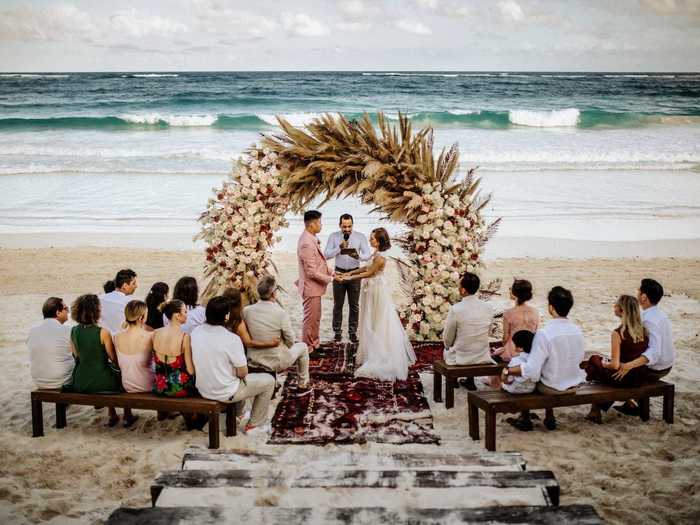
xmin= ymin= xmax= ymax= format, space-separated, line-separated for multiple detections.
xmin=324 ymin=213 xmax=371 ymax=343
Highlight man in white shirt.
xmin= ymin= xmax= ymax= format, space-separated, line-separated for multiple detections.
xmin=502 ymin=286 xmax=586 ymax=431
xmin=27 ymin=297 xmax=74 ymax=389
xmin=611 ymin=279 xmax=675 ymax=414
xmin=191 ymin=296 xmax=275 ymax=434
xmin=99 ymin=269 xmax=137 ymax=335
xmin=443 ymin=272 xmax=494 ymax=389
xmin=324 ymin=214 xmax=371 ymax=343
xmin=243 ymin=276 xmax=310 ymax=388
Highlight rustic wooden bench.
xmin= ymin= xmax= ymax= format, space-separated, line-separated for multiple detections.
xmin=467 ymin=381 xmax=674 ymax=451
xmin=433 ymin=359 xmax=505 ymax=409
xmin=30 ymin=390 xmax=237 ymax=449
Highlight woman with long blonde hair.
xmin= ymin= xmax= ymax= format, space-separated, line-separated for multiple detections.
xmin=584 ymin=294 xmax=649 ymax=423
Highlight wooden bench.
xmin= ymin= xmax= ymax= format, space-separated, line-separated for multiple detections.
xmin=30 ymin=390 xmax=237 ymax=449
xmin=433 ymin=359 xmax=505 ymax=409
xmin=467 ymin=381 xmax=674 ymax=451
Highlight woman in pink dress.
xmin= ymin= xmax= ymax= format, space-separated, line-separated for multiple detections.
xmin=115 ymin=300 xmax=154 ymax=399
xmin=493 ymin=279 xmax=539 ymax=363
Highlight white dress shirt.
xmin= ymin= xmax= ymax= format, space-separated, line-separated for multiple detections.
xmin=99 ymin=290 xmax=131 ymax=335
xmin=502 ymin=352 xmax=537 ymax=394
xmin=324 ymin=230 xmax=372 ymax=270
xmin=641 ymin=305 xmax=675 ymax=370
xmin=163 ymin=304 xmax=207 ymax=335
xmin=443 ymin=295 xmax=494 ymax=365
xmin=27 ymin=318 xmax=74 ymax=389
xmin=521 ymin=318 xmax=586 ymax=391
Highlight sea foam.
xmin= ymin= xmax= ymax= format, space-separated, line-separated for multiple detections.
xmin=119 ymin=113 xmax=217 ymax=127
xmin=509 ymin=108 xmax=580 ymax=127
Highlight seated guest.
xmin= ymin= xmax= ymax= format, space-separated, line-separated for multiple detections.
xmin=583 ymin=295 xmax=648 ymax=423
xmin=145 ymin=282 xmax=169 ymax=331
xmin=163 ymin=276 xmax=206 ymax=335
xmin=443 ymin=271 xmax=495 ymax=390
xmin=611 ymin=278 xmax=675 ymax=415
xmin=115 ymin=300 xmax=154 ymax=397
xmin=501 ymin=286 xmax=586 ymax=431
xmin=243 ymin=276 xmax=311 ymax=389
xmin=223 ymin=287 xmax=281 ymax=350
xmin=27 ymin=297 xmax=74 ymax=389
xmin=64 ymin=294 xmax=136 ymax=427
xmin=152 ymin=300 xmax=196 ymax=397
xmin=191 ymin=296 xmax=275 ymax=434
xmin=493 ymin=279 xmax=539 ymax=362
xmin=99 ymin=269 xmax=138 ymax=336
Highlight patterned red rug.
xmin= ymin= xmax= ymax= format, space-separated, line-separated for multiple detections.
xmin=269 ymin=371 xmax=438 ymax=445
xmin=410 ymin=341 xmax=445 ymax=372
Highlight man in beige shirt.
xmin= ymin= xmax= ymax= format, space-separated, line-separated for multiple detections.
xmin=243 ymin=276 xmax=310 ymax=388
xmin=443 ymin=272 xmax=495 ymax=389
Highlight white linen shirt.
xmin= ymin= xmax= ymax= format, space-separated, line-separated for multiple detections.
xmin=191 ymin=324 xmax=247 ymax=402
xmin=323 ymin=230 xmax=372 ymax=270
xmin=163 ymin=305 xmax=207 ymax=335
xmin=27 ymin=318 xmax=74 ymax=389
xmin=641 ymin=305 xmax=675 ymax=370
xmin=502 ymin=352 xmax=536 ymax=394
xmin=99 ymin=290 xmax=131 ymax=335
xmin=521 ymin=318 xmax=586 ymax=392
xmin=442 ymin=295 xmax=494 ymax=365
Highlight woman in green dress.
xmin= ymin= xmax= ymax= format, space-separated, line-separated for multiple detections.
xmin=65 ymin=294 xmax=136 ymax=427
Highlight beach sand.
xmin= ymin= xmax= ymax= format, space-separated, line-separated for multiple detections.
xmin=1 ymin=247 xmax=699 ymax=524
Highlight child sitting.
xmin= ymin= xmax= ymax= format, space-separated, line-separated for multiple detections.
xmin=502 ymin=330 xmax=536 ymax=394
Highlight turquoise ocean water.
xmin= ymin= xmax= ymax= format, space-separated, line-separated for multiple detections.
xmin=1 ymin=72 xmax=699 ymax=246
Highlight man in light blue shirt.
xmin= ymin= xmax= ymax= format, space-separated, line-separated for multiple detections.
xmin=323 ymin=214 xmax=371 ymax=343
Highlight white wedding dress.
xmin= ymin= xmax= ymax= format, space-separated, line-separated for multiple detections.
xmin=354 ymin=254 xmax=416 ymax=381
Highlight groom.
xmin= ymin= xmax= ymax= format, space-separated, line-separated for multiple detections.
xmin=296 ymin=210 xmax=336 ymax=352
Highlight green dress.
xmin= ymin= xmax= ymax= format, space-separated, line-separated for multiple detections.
xmin=65 ymin=325 xmax=122 ymax=393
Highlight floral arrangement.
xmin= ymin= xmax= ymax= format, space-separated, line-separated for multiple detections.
xmin=198 ymin=113 xmax=499 ymax=339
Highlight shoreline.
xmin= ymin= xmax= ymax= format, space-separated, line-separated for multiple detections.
xmin=2 ymin=234 xmax=700 ymax=259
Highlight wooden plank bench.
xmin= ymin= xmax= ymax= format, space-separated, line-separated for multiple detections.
xmin=433 ymin=359 xmax=505 ymax=409
xmin=467 ymin=381 xmax=674 ymax=451
xmin=30 ymin=390 xmax=237 ymax=449
xmin=151 ymin=468 xmax=561 ymax=508
xmin=107 ymin=504 xmax=603 ymax=524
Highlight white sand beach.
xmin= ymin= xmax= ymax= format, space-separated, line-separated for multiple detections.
xmin=1 ymin=247 xmax=698 ymax=524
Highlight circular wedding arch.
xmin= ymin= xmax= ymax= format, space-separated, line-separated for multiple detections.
xmin=198 ymin=112 xmax=500 ymax=340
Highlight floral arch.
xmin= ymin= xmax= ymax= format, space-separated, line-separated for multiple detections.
xmin=197 ymin=113 xmax=500 ymax=340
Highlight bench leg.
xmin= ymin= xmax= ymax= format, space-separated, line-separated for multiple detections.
xmin=638 ymin=397 xmax=650 ymax=422
xmin=445 ymin=377 xmax=455 ymax=409
xmin=55 ymin=403 xmax=67 ymax=429
xmin=225 ymin=404 xmax=236 ymax=437
xmin=663 ymin=387 xmax=674 ymax=424
xmin=31 ymin=399 xmax=44 ymax=437
xmin=433 ymin=371 xmax=443 ymax=403
xmin=485 ymin=411 xmax=497 ymax=451
xmin=208 ymin=412 xmax=220 ymax=449
xmin=468 ymin=402 xmax=479 ymax=441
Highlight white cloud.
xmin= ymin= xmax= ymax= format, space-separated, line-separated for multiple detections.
xmin=498 ymin=0 xmax=525 ymax=22
xmin=193 ymin=0 xmax=277 ymax=40
xmin=394 ymin=19 xmax=432 ymax=35
xmin=336 ymin=1 xmax=379 ymax=32
xmin=414 ymin=0 xmax=470 ymax=17
xmin=338 ymin=21 xmax=372 ymax=32
xmin=283 ymin=14 xmax=329 ymax=37
xmin=338 ymin=0 xmax=374 ymax=18
xmin=639 ymin=0 xmax=700 ymax=17
xmin=0 ymin=4 xmax=187 ymax=47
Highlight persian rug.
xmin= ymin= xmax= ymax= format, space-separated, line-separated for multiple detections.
xmin=410 ymin=341 xmax=444 ymax=372
xmin=307 ymin=341 xmax=357 ymax=375
xmin=269 ymin=371 xmax=439 ymax=445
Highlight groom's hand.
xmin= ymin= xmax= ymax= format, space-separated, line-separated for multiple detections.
xmin=340 ymin=240 xmax=348 ymax=249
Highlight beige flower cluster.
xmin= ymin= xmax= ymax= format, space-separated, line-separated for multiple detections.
xmin=399 ymin=182 xmax=488 ymax=340
xmin=197 ymin=147 xmax=290 ymax=297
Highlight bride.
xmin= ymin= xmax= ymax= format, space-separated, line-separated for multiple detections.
xmin=338 ymin=227 xmax=416 ymax=381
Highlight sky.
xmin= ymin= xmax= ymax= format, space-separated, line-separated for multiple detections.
xmin=0 ymin=0 xmax=699 ymax=72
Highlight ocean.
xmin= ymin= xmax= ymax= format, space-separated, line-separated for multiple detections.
xmin=1 ymin=71 xmax=699 ymax=250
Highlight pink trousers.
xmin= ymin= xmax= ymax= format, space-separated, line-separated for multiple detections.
xmin=302 ymin=296 xmax=321 ymax=350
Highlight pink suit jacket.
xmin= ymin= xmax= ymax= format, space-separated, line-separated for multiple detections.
xmin=296 ymin=230 xmax=333 ymax=298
